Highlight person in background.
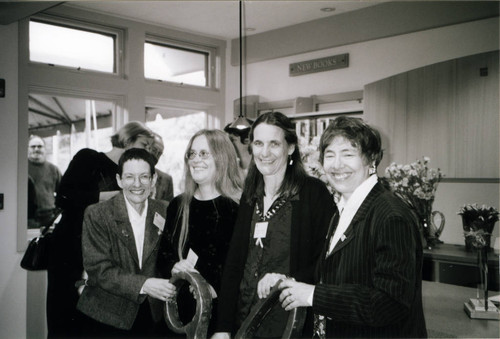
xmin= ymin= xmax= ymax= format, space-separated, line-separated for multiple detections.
xmin=28 ymin=135 xmax=62 ymax=228
xmin=27 ymin=175 xmax=39 ymax=229
xmin=47 ymin=121 xmax=155 ymax=338
xmin=278 ymin=116 xmax=427 ymax=338
xmin=148 ymin=132 xmax=174 ymax=203
xmin=223 ymin=122 xmax=253 ymax=175
xmin=76 ymin=148 xmax=175 ymax=337
xmin=157 ymin=129 xmax=243 ymax=336
xmin=213 ymin=112 xmax=333 ymax=338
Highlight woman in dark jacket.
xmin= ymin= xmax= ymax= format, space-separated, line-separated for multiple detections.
xmin=279 ymin=117 xmax=427 ymax=338
xmin=213 ymin=112 xmax=334 ymax=338
xmin=157 ymin=129 xmax=244 ymax=336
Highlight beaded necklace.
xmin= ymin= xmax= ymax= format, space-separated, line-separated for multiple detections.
xmin=255 ymin=196 xmax=287 ymax=221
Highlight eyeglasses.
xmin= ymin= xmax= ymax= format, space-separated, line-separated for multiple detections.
xmin=186 ymin=150 xmax=211 ymax=160
xmin=121 ymin=174 xmax=152 ymax=185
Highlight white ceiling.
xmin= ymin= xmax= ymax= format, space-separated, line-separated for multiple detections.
xmin=68 ymin=1 xmax=381 ymax=40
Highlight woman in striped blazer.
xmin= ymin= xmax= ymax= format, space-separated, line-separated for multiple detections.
xmin=279 ymin=116 xmax=427 ymax=338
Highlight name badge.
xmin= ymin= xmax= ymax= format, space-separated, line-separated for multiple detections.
xmin=254 ymin=222 xmax=268 ymax=248
xmin=153 ymin=212 xmax=165 ymax=231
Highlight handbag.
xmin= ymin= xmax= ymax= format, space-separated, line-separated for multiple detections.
xmin=20 ymin=226 xmax=52 ymax=270
xmin=20 ymin=210 xmax=61 ymax=271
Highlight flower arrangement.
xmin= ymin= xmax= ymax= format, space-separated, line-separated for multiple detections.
xmin=384 ymin=157 xmax=443 ymax=245
xmin=459 ymin=204 xmax=499 ymax=250
xmin=384 ymin=157 xmax=443 ymax=203
xmin=298 ymin=136 xmax=335 ymax=195
xmin=458 ymin=204 xmax=499 ymax=229
xmin=458 ymin=204 xmax=499 ymax=312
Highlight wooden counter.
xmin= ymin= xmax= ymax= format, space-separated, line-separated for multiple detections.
xmin=423 ymin=243 xmax=499 ymax=291
xmin=423 ymin=281 xmax=499 ymax=338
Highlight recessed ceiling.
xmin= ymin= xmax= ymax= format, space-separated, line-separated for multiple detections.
xmin=68 ymin=1 xmax=381 ymax=40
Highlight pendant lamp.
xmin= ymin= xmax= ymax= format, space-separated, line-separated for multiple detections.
xmin=230 ymin=0 xmax=252 ymax=130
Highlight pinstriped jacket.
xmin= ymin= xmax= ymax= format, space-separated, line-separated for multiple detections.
xmin=313 ymin=182 xmax=427 ymax=338
xmin=77 ymin=193 xmax=168 ymax=330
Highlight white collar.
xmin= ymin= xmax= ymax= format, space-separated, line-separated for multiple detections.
xmin=327 ymin=175 xmax=378 ymax=256
xmin=123 ymin=193 xmax=148 ymax=219
xmin=337 ymin=175 xmax=378 ymax=214
xmin=123 ymin=193 xmax=148 ymax=268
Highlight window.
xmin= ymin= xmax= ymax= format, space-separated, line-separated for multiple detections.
xmin=145 ymin=37 xmax=215 ymax=87
xmin=29 ymin=93 xmax=116 ymax=173
xmin=29 ymin=19 xmax=119 ymax=74
xmin=145 ymin=107 xmax=207 ymax=195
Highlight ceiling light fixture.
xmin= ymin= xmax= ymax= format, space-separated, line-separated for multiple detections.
xmin=230 ymin=0 xmax=252 ymax=130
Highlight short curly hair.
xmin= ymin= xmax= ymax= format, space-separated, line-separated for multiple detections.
xmin=319 ymin=116 xmax=383 ymax=167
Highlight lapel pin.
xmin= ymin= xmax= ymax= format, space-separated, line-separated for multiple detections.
xmin=121 ymin=230 xmax=129 ymax=238
xmin=341 ymin=234 xmax=346 ymax=242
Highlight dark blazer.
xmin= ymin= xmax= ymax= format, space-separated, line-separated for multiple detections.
xmin=77 ymin=193 xmax=168 ymax=330
xmin=154 ymin=168 xmax=174 ymax=203
xmin=313 ymin=182 xmax=427 ymax=338
xmin=216 ymin=176 xmax=334 ymax=334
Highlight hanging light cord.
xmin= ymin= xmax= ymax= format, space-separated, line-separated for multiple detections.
xmin=230 ymin=0 xmax=251 ymax=130
xmin=239 ymin=0 xmax=243 ymax=118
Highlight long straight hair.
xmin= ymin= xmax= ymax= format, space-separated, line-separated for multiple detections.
xmin=177 ymin=129 xmax=244 ymax=259
xmin=244 ymin=111 xmax=307 ymax=205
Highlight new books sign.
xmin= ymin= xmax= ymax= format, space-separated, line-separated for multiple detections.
xmin=289 ymin=53 xmax=349 ymax=77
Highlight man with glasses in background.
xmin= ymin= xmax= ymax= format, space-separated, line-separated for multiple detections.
xmin=28 ymin=135 xmax=61 ymax=228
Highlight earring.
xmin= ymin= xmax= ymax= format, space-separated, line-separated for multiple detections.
xmin=369 ymin=164 xmax=376 ymax=175
xmin=289 ymin=155 xmax=293 ymax=166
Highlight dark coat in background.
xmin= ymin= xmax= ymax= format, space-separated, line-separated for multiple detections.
xmin=154 ymin=168 xmax=174 ymax=203
xmin=47 ymin=149 xmax=120 ymax=337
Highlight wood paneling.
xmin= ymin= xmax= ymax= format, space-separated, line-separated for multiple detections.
xmin=365 ymin=51 xmax=499 ymax=179
xmin=454 ymin=52 xmax=499 ymax=177
xmin=364 ymin=73 xmax=408 ymax=174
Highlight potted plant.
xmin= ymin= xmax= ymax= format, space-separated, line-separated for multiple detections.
xmin=458 ymin=204 xmax=499 ymax=252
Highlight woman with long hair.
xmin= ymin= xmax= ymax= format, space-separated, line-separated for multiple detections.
xmin=157 ymin=129 xmax=244 ymax=336
xmin=213 ymin=112 xmax=334 ymax=338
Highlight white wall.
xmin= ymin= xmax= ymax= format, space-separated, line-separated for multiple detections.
xmin=0 ymin=22 xmax=27 ymax=339
xmin=224 ymin=17 xmax=500 ymax=246
xmin=225 ymin=17 xmax=498 ymax=110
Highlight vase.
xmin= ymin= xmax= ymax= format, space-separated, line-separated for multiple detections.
xmin=419 ymin=210 xmax=445 ymax=249
xmin=462 ymin=217 xmax=495 ymax=252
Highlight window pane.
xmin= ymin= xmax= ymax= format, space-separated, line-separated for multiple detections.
xmin=146 ymin=109 xmax=206 ymax=196
xmin=30 ymin=21 xmax=115 ymax=73
xmin=145 ymin=42 xmax=207 ymax=86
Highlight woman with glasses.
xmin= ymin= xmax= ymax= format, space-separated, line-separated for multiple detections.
xmin=157 ymin=129 xmax=244 ymax=336
xmin=212 ymin=112 xmax=334 ymax=339
xmin=47 ymin=121 xmax=155 ymax=338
